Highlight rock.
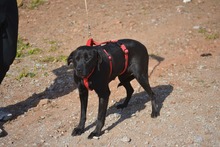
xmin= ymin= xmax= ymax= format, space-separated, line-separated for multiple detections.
xmin=121 ymin=136 xmax=131 ymax=143
xmin=176 ymin=6 xmax=185 ymax=13
xmin=37 ymin=99 xmax=50 ymax=107
xmin=109 ymin=113 xmax=121 ymax=120
xmin=183 ymin=0 xmax=191 ymax=3
xmin=200 ymin=53 xmax=212 ymax=57
xmin=131 ymin=113 xmax=136 ymax=117
xmin=93 ymin=136 xmax=99 ymax=140
xmin=194 ymin=135 xmax=203 ymax=144
xmin=193 ymin=26 xmax=201 ymax=30
xmin=0 ymin=111 xmax=13 ymax=121
xmin=197 ymin=0 xmax=204 ymax=3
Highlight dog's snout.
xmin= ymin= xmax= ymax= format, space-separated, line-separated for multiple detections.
xmin=76 ymin=67 xmax=82 ymax=73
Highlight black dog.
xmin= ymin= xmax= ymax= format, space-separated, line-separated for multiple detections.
xmin=67 ymin=39 xmax=159 ymax=139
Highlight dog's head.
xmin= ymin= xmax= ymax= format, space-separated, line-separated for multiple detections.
xmin=67 ymin=46 xmax=102 ymax=78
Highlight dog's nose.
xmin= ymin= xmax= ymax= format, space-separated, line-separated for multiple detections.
xmin=76 ymin=67 xmax=82 ymax=73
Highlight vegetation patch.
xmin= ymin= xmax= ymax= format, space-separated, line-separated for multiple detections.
xmin=17 ymin=69 xmax=36 ymax=80
xmin=29 ymin=0 xmax=45 ymax=9
xmin=49 ymin=40 xmax=59 ymax=52
xmin=17 ymin=37 xmax=42 ymax=58
xmin=198 ymin=28 xmax=219 ymax=40
xmin=17 ymin=37 xmax=31 ymax=58
xmin=40 ymin=55 xmax=67 ymax=63
xmin=205 ymin=33 xmax=219 ymax=40
xmin=28 ymin=48 xmax=42 ymax=55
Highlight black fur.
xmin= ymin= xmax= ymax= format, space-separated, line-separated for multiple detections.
xmin=67 ymin=39 xmax=159 ymax=139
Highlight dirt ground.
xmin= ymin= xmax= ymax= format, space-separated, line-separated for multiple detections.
xmin=0 ymin=0 xmax=220 ymax=146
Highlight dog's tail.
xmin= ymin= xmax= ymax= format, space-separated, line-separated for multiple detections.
xmin=149 ymin=54 xmax=164 ymax=78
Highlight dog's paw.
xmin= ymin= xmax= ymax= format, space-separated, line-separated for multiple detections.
xmin=88 ymin=131 xmax=100 ymax=139
xmin=151 ymin=111 xmax=160 ymax=118
xmin=71 ymin=128 xmax=84 ymax=136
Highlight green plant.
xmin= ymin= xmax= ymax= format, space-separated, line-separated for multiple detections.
xmin=198 ymin=28 xmax=219 ymax=40
xmin=198 ymin=28 xmax=207 ymax=34
xmin=40 ymin=55 xmax=67 ymax=63
xmin=17 ymin=36 xmax=43 ymax=58
xmin=49 ymin=40 xmax=59 ymax=52
xmin=40 ymin=56 xmax=56 ymax=63
xmin=17 ymin=69 xmax=36 ymax=80
xmin=28 ymin=48 xmax=42 ymax=55
xmin=57 ymin=55 xmax=67 ymax=62
xmin=29 ymin=0 xmax=45 ymax=9
xmin=44 ymin=72 xmax=49 ymax=77
xmin=17 ymin=37 xmax=31 ymax=58
xmin=205 ymin=33 xmax=219 ymax=40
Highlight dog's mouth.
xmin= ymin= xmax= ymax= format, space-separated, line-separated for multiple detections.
xmin=78 ymin=69 xmax=95 ymax=79
xmin=75 ymin=72 xmax=85 ymax=78
xmin=75 ymin=71 xmax=89 ymax=78
xmin=80 ymin=75 xmax=86 ymax=78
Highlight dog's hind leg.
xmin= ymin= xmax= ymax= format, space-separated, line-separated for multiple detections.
xmin=116 ymin=78 xmax=134 ymax=109
xmin=133 ymin=72 xmax=159 ymax=118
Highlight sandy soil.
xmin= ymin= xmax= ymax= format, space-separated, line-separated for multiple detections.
xmin=0 ymin=0 xmax=220 ymax=146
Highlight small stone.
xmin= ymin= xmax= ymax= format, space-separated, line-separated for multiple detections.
xmin=109 ymin=113 xmax=121 ymax=120
xmin=193 ymin=26 xmax=201 ymax=30
xmin=93 ymin=136 xmax=99 ymax=140
xmin=0 ymin=111 xmax=13 ymax=121
xmin=183 ymin=0 xmax=191 ymax=3
xmin=131 ymin=113 xmax=136 ymax=117
xmin=37 ymin=99 xmax=50 ymax=107
xmin=194 ymin=135 xmax=203 ymax=143
xmin=121 ymin=136 xmax=131 ymax=143
xmin=40 ymin=116 xmax=45 ymax=119
xmin=197 ymin=0 xmax=204 ymax=3
xmin=145 ymin=141 xmax=150 ymax=144
xmin=176 ymin=6 xmax=185 ymax=13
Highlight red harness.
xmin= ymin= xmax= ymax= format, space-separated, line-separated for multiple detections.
xmin=83 ymin=38 xmax=129 ymax=90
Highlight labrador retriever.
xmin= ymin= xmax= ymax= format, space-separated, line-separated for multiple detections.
xmin=67 ymin=39 xmax=159 ymax=139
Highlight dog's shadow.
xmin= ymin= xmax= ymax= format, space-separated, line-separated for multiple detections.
xmin=84 ymin=84 xmax=173 ymax=134
xmin=0 ymin=65 xmax=77 ymax=137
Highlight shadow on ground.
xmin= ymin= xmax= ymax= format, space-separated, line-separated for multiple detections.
xmin=1 ymin=54 xmax=168 ymax=137
xmin=0 ymin=65 xmax=77 ymax=137
xmin=84 ymin=84 xmax=173 ymax=135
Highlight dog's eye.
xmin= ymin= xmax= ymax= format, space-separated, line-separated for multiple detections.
xmin=75 ymin=56 xmax=80 ymax=61
xmin=85 ymin=57 xmax=89 ymax=62
xmin=84 ymin=54 xmax=90 ymax=62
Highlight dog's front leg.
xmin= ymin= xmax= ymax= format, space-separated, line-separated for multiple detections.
xmin=88 ymin=87 xmax=110 ymax=139
xmin=72 ymin=85 xmax=88 ymax=136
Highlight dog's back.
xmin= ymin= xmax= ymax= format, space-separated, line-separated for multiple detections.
xmin=119 ymin=39 xmax=149 ymax=74
xmin=119 ymin=39 xmax=149 ymax=59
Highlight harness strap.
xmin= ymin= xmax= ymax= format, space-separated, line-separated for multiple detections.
xmin=86 ymin=38 xmax=117 ymax=46
xmin=84 ymin=38 xmax=129 ymax=91
xmin=119 ymin=44 xmax=129 ymax=75
xmin=83 ymin=67 xmax=95 ymax=91
xmin=103 ymin=49 xmax=112 ymax=77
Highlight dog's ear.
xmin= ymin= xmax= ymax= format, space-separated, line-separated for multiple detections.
xmin=96 ymin=50 xmax=102 ymax=71
xmin=67 ymin=51 xmax=75 ymax=66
